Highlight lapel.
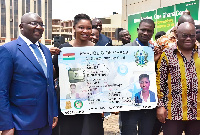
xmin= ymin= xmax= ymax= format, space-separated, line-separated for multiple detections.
xmin=96 ymin=34 xmax=106 ymax=46
xmin=17 ymin=37 xmax=46 ymax=78
xmin=39 ymin=43 xmax=50 ymax=78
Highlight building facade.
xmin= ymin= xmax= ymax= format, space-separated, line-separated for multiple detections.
xmin=52 ymin=19 xmax=74 ymax=42
xmin=0 ymin=0 xmax=52 ymax=44
xmin=52 ymin=13 xmax=122 ymax=45
xmin=100 ymin=13 xmax=122 ymax=45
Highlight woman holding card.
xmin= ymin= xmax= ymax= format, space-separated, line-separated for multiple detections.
xmin=51 ymin=14 xmax=103 ymax=135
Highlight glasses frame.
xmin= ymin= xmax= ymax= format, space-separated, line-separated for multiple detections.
xmin=22 ymin=21 xmax=45 ymax=27
xmin=196 ymin=31 xmax=200 ymax=34
xmin=181 ymin=33 xmax=196 ymax=39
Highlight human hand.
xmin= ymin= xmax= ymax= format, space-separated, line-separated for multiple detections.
xmin=157 ymin=107 xmax=167 ymax=123
xmin=111 ymin=112 xmax=119 ymax=115
xmin=52 ymin=117 xmax=58 ymax=129
xmin=2 ymin=128 xmax=14 ymax=135
xmin=154 ymin=46 xmax=163 ymax=62
xmin=50 ymin=47 xmax=61 ymax=55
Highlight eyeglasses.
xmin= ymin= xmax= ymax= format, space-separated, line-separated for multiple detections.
xmin=181 ymin=33 xmax=196 ymax=39
xmin=196 ymin=31 xmax=200 ymax=34
xmin=23 ymin=21 xmax=45 ymax=27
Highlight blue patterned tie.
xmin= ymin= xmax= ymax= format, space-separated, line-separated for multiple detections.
xmin=30 ymin=44 xmax=47 ymax=77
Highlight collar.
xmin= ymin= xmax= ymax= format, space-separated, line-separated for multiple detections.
xmin=136 ymin=38 xmax=146 ymax=46
xmin=140 ymin=90 xmax=150 ymax=102
xmin=136 ymin=38 xmax=154 ymax=49
xmin=173 ymin=42 xmax=198 ymax=54
xmin=20 ymin=34 xmax=40 ymax=47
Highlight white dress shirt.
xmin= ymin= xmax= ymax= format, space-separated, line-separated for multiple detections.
xmin=20 ymin=34 xmax=47 ymax=67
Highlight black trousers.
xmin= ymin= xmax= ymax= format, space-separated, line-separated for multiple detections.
xmin=121 ymin=109 xmax=156 ymax=135
xmin=52 ymin=86 xmax=104 ymax=135
xmin=163 ymin=119 xmax=200 ymax=135
xmin=52 ymin=113 xmax=103 ymax=135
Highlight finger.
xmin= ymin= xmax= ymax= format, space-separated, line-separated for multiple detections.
xmin=52 ymin=122 xmax=56 ymax=128
xmin=157 ymin=117 xmax=163 ymax=123
xmin=158 ymin=45 xmax=163 ymax=50
xmin=160 ymin=116 xmax=166 ymax=123
xmin=52 ymin=119 xmax=58 ymax=129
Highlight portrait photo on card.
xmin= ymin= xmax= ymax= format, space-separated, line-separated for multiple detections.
xmin=128 ymin=72 xmax=157 ymax=105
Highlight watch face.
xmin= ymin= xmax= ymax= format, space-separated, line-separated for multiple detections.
xmin=68 ymin=68 xmax=85 ymax=83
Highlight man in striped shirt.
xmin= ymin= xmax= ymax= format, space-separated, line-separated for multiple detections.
xmin=157 ymin=22 xmax=200 ymax=134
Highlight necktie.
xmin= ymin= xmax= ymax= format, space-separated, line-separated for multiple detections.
xmin=30 ymin=44 xmax=47 ymax=77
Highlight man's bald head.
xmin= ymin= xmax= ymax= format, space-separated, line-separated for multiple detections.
xmin=177 ymin=22 xmax=196 ymax=34
xmin=92 ymin=18 xmax=102 ymax=32
xmin=119 ymin=29 xmax=128 ymax=39
xmin=92 ymin=18 xmax=102 ymax=25
xmin=178 ymin=14 xmax=194 ymax=26
xmin=119 ymin=29 xmax=131 ymax=45
xmin=177 ymin=22 xmax=196 ymax=51
xmin=21 ymin=12 xmax=41 ymax=23
xmin=19 ymin=12 xmax=44 ymax=44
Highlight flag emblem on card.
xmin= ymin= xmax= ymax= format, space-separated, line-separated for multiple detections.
xmin=63 ymin=53 xmax=75 ymax=60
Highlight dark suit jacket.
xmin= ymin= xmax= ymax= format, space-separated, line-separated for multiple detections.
xmin=95 ymin=33 xmax=112 ymax=46
xmin=135 ymin=90 xmax=156 ymax=103
xmin=124 ymin=40 xmax=138 ymax=46
xmin=0 ymin=37 xmax=58 ymax=130
xmin=124 ymin=39 xmax=154 ymax=49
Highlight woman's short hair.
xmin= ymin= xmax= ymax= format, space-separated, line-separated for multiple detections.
xmin=139 ymin=74 xmax=149 ymax=81
xmin=74 ymin=13 xmax=92 ymax=27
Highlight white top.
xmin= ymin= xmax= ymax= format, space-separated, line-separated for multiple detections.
xmin=140 ymin=91 xmax=150 ymax=102
xmin=20 ymin=34 xmax=47 ymax=67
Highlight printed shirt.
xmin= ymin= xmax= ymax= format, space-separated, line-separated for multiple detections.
xmin=157 ymin=44 xmax=200 ymax=120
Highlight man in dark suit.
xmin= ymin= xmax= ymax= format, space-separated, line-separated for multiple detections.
xmin=0 ymin=12 xmax=58 ymax=135
xmin=92 ymin=18 xmax=112 ymax=46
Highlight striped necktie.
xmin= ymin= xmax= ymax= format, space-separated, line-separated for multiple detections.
xmin=30 ymin=44 xmax=47 ymax=77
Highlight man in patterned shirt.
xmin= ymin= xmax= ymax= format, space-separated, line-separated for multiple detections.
xmin=157 ymin=22 xmax=200 ymax=134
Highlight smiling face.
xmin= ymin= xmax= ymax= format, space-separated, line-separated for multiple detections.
xmin=20 ymin=13 xmax=44 ymax=44
xmin=139 ymin=77 xmax=150 ymax=92
xmin=74 ymin=19 xmax=92 ymax=41
xmin=70 ymin=85 xmax=76 ymax=94
xmin=121 ymin=30 xmax=131 ymax=44
xmin=137 ymin=22 xmax=154 ymax=44
xmin=90 ymin=28 xmax=99 ymax=44
xmin=177 ymin=22 xmax=196 ymax=51
xmin=92 ymin=19 xmax=102 ymax=33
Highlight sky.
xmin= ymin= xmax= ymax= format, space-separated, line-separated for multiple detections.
xmin=52 ymin=0 xmax=122 ymax=21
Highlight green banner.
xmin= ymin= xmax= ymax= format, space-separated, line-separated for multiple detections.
xmin=128 ymin=0 xmax=199 ymax=42
xmin=156 ymin=5 xmax=176 ymax=34
xmin=175 ymin=0 xmax=199 ymax=21
xmin=128 ymin=13 xmax=141 ymax=42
